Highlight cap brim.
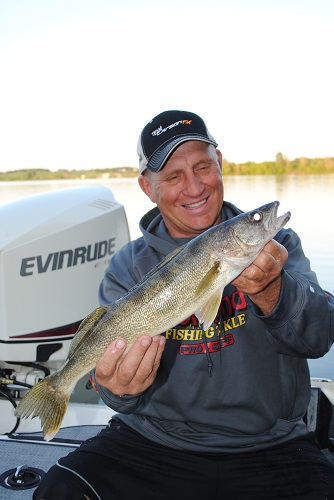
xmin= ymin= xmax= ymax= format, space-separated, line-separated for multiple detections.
xmin=146 ymin=135 xmax=218 ymax=172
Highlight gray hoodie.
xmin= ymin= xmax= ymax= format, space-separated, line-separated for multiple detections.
xmin=97 ymin=201 xmax=334 ymax=453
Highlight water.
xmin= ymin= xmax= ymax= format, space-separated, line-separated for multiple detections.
xmin=1 ymin=175 xmax=333 ymax=378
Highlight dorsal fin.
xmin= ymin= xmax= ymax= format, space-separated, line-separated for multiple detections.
xmin=131 ymin=244 xmax=187 ymax=290
xmin=67 ymin=306 xmax=108 ymax=359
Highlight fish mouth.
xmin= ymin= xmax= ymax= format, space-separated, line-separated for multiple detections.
xmin=265 ymin=201 xmax=291 ymax=232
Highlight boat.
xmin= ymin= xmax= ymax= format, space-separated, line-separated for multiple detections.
xmin=0 ymin=186 xmax=333 ymax=498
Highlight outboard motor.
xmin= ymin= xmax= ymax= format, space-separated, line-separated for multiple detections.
xmin=0 ymin=185 xmax=129 ymax=365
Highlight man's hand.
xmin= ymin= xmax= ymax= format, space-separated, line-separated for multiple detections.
xmin=231 ymin=240 xmax=288 ymax=315
xmin=95 ymin=334 xmax=166 ymax=396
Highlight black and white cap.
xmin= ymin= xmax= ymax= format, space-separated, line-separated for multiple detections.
xmin=137 ymin=110 xmax=218 ymax=174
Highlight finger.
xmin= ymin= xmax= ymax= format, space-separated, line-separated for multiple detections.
xmin=95 ymin=338 xmax=127 ymax=381
xmin=118 ymin=335 xmax=166 ymax=384
xmin=116 ymin=335 xmax=157 ymax=385
xmin=244 ymin=241 xmax=286 ymax=278
xmin=232 ymin=249 xmax=282 ymax=294
xmin=132 ymin=335 xmax=166 ymax=382
xmin=152 ymin=334 xmax=166 ymax=369
xmin=263 ymin=240 xmax=288 ymax=266
xmin=250 ymin=249 xmax=277 ymax=276
xmin=119 ymin=335 xmax=166 ymax=393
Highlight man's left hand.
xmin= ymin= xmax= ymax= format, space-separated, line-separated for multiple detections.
xmin=231 ymin=240 xmax=288 ymax=315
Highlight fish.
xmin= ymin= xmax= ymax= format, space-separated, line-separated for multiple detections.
xmin=15 ymin=201 xmax=290 ymax=440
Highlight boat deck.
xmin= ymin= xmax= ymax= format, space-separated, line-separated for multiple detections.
xmin=0 ymin=425 xmax=104 ymax=500
xmin=1 ymin=380 xmax=334 ymax=499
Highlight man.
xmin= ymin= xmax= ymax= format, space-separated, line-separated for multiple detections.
xmin=34 ymin=110 xmax=334 ymax=499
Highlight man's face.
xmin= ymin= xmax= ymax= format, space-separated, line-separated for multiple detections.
xmin=139 ymin=141 xmax=224 ymax=238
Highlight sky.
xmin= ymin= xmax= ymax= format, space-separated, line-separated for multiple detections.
xmin=0 ymin=0 xmax=333 ymax=171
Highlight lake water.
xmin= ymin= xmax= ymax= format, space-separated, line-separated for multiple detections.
xmin=1 ymin=175 xmax=333 ymax=378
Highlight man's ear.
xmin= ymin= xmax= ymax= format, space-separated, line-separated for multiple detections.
xmin=216 ymin=149 xmax=223 ymax=168
xmin=138 ymin=174 xmax=155 ymax=203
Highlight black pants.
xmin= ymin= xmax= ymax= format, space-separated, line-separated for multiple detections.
xmin=34 ymin=418 xmax=334 ymax=500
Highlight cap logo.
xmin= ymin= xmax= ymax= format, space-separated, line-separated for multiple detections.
xmin=151 ymin=119 xmax=193 ymax=137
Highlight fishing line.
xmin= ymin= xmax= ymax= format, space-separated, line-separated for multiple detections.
xmin=202 ymin=331 xmax=214 ymax=377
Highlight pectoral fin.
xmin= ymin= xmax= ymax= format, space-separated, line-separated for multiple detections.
xmin=195 ymin=290 xmax=223 ymax=331
xmin=195 ymin=260 xmax=221 ymax=298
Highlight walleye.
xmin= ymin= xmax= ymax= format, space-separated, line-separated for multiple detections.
xmin=15 ymin=201 xmax=290 ymax=440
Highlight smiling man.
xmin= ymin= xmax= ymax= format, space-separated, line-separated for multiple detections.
xmin=34 ymin=111 xmax=334 ymax=500
xmin=137 ymin=112 xmax=224 ymax=238
xmin=138 ymin=140 xmax=224 ymax=238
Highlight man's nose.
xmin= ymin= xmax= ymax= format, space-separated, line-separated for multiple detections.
xmin=184 ymin=174 xmax=205 ymax=196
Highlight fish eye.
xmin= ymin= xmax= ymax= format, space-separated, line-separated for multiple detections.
xmin=249 ymin=210 xmax=263 ymax=222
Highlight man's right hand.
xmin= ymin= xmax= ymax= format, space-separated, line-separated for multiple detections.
xmin=95 ymin=334 xmax=166 ymax=396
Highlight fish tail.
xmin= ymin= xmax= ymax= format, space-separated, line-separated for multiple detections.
xmin=15 ymin=374 xmax=71 ymax=441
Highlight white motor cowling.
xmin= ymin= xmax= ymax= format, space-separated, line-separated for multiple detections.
xmin=0 ymin=185 xmax=130 ymax=362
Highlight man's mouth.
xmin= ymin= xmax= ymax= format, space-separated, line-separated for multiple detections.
xmin=183 ymin=198 xmax=208 ymax=209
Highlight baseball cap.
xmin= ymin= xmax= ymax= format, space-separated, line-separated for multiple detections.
xmin=137 ymin=110 xmax=218 ymax=174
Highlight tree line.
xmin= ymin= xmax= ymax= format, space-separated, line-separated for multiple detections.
xmin=0 ymin=155 xmax=333 ymax=181
xmin=222 ymin=154 xmax=334 ymax=175
xmin=0 ymin=167 xmax=137 ymax=181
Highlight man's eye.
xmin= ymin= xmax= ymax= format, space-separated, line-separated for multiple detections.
xmin=167 ymin=175 xmax=180 ymax=182
xmin=198 ymin=165 xmax=210 ymax=172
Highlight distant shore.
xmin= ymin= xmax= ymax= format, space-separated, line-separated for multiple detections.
xmin=0 ymin=156 xmax=333 ymax=181
xmin=0 ymin=167 xmax=139 ymax=182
